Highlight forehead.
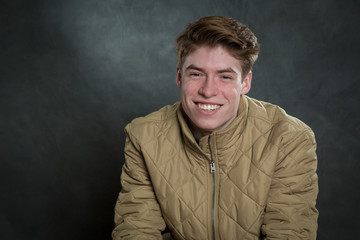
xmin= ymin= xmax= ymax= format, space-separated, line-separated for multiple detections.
xmin=182 ymin=45 xmax=242 ymax=73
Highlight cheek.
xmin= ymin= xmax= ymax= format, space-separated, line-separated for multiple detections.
xmin=221 ymin=86 xmax=242 ymax=107
xmin=232 ymin=87 xmax=239 ymax=95
xmin=225 ymin=86 xmax=240 ymax=100
xmin=180 ymin=86 xmax=194 ymax=104
xmin=182 ymin=81 xmax=199 ymax=97
xmin=220 ymin=81 xmax=242 ymax=99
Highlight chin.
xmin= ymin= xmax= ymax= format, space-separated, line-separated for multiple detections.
xmin=195 ymin=122 xmax=221 ymax=133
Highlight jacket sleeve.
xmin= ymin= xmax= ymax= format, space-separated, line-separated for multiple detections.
xmin=261 ymin=128 xmax=319 ymax=239
xmin=112 ymin=129 xmax=166 ymax=240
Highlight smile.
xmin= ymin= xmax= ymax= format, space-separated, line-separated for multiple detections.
xmin=197 ymin=103 xmax=221 ymax=111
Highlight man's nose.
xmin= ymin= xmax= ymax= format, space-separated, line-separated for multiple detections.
xmin=198 ymin=77 xmax=219 ymax=98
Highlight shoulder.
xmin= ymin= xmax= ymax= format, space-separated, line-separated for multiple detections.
xmin=245 ymin=96 xmax=315 ymax=146
xmin=125 ymin=102 xmax=180 ymax=143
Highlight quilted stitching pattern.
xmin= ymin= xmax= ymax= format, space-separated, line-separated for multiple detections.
xmin=113 ymin=96 xmax=318 ymax=240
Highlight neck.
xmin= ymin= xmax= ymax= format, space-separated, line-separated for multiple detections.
xmin=188 ymin=120 xmax=212 ymax=142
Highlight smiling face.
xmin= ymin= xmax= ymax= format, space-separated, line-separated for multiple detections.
xmin=176 ymin=45 xmax=252 ymax=140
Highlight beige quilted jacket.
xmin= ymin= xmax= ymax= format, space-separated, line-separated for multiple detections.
xmin=112 ymin=95 xmax=319 ymax=240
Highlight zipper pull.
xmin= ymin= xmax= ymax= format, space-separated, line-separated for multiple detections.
xmin=210 ymin=161 xmax=216 ymax=173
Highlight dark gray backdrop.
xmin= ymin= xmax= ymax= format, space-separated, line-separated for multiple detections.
xmin=1 ymin=0 xmax=359 ymax=239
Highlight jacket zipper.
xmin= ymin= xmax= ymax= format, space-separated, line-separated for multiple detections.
xmin=194 ymin=137 xmax=216 ymax=240
xmin=208 ymin=136 xmax=216 ymax=240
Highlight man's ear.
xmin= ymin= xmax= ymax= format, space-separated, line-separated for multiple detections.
xmin=240 ymin=71 xmax=252 ymax=95
xmin=176 ymin=66 xmax=182 ymax=88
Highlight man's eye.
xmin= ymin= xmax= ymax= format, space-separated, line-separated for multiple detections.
xmin=190 ymin=73 xmax=201 ymax=77
xmin=221 ymin=75 xmax=232 ymax=80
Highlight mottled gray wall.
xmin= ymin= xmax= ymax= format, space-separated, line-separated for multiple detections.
xmin=1 ymin=0 xmax=359 ymax=239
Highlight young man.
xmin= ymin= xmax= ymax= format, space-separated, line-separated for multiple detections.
xmin=112 ymin=16 xmax=318 ymax=240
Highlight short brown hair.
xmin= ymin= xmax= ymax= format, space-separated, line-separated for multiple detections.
xmin=176 ymin=16 xmax=260 ymax=78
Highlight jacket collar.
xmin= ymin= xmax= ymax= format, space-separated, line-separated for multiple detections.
xmin=177 ymin=95 xmax=249 ymax=153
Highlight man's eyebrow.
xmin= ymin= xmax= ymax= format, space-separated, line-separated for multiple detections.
xmin=217 ymin=68 xmax=237 ymax=74
xmin=185 ymin=64 xmax=203 ymax=72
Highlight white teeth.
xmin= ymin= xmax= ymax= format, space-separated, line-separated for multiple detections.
xmin=198 ymin=103 xmax=220 ymax=111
